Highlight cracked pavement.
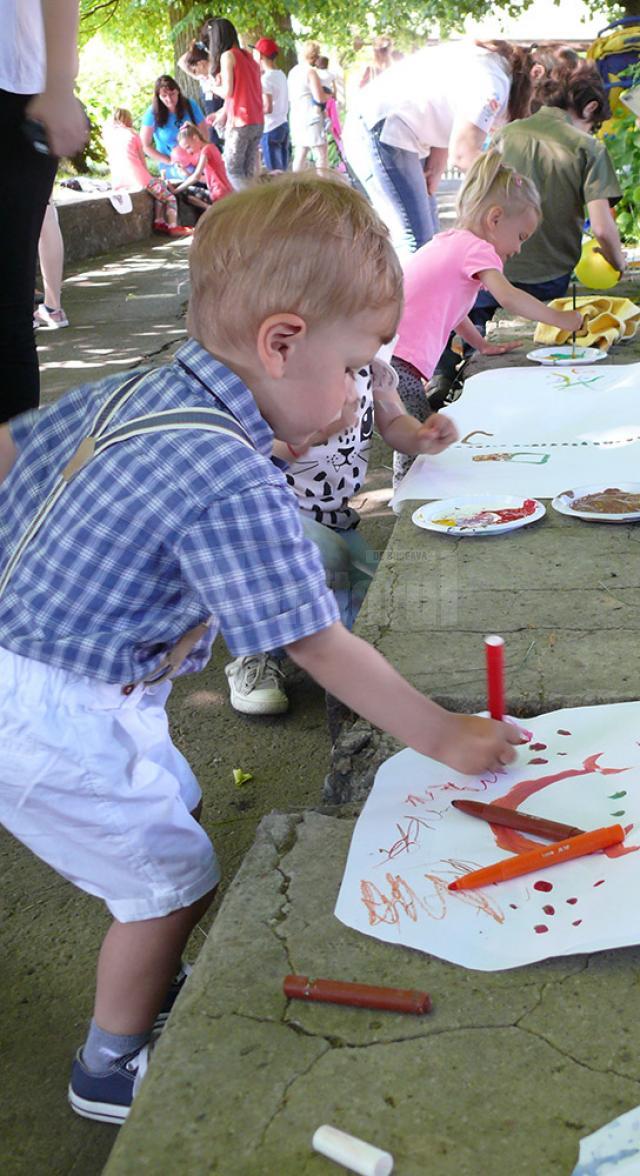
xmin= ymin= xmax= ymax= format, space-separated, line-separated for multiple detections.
xmin=105 ymin=812 xmax=640 ymax=1175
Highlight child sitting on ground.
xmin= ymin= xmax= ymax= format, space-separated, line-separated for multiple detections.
xmin=102 ymin=108 xmax=191 ymax=237
xmin=225 ymin=347 xmax=457 ymax=715
xmin=171 ymin=122 xmax=233 ymax=209
xmin=0 ymin=176 xmax=522 ymax=1125
xmin=392 ymin=149 xmax=583 ymax=486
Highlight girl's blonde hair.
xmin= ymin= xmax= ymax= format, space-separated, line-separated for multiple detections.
xmin=178 ymin=121 xmax=207 ymax=144
xmin=113 ymin=107 xmax=133 ymax=127
xmin=456 ymin=148 xmax=541 ymax=232
xmin=303 ymin=41 xmax=321 ymax=64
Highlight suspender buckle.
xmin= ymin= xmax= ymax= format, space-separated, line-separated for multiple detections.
xmin=61 ymin=436 xmax=96 ymax=482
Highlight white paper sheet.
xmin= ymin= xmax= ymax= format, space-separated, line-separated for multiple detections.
xmin=573 ymin=1104 xmax=640 ymax=1174
xmin=335 ymin=703 xmax=640 ymax=971
xmin=392 ymin=363 xmax=640 ymax=508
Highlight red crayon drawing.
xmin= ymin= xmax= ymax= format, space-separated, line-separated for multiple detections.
xmin=490 ymin=753 xmax=639 ymax=859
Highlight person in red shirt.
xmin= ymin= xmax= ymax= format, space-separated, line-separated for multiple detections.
xmin=172 ymin=122 xmax=233 ymax=205
xmin=204 ymin=17 xmax=263 ymax=189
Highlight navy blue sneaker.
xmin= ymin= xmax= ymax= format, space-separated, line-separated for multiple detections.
xmin=153 ymin=962 xmax=193 ymax=1032
xmin=68 ymin=1044 xmax=149 ymax=1124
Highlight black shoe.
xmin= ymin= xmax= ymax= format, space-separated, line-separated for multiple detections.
xmin=427 ymin=359 xmax=469 ymax=411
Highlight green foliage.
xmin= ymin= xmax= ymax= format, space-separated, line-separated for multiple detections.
xmin=73 ymin=31 xmax=167 ymax=172
xmin=604 ymin=107 xmax=640 ymax=243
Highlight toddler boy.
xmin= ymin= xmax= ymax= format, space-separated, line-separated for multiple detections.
xmin=0 ymin=175 xmax=521 ymax=1124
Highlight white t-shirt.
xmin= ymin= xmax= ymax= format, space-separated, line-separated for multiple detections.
xmin=316 ymin=68 xmax=335 ymax=95
xmin=0 ymin=0 xmax=45 ymax=94
xmin=354 ymin=41 xmax=511 ymax=156
xmin=262 ymin=68 xmax=288 ymax=132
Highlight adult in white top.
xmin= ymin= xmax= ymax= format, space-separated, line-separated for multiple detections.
xmin=253 ymin=36 xmax=290 ymax=171
xmin=0 ymin=0 xmax=88 ymax=422
xmin=288 ymin=41 xmax=328 ymax=172
xmin=343 ymin=39 xmax=536 ymax=259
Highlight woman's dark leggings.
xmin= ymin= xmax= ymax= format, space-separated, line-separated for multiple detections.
xmin=0 ymin=89 xmax=57 ymax=423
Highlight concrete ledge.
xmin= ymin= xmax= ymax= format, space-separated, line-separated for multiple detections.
xmin=104 ymin=811 xmax=640 ymax=1175
xmin=55 ymin=190 xmax=153 ymax=263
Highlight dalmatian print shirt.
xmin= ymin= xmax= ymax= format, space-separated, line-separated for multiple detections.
xmin=285 ymin=359 xmax=396 ymax=530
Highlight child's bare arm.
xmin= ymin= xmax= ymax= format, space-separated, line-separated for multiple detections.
xmin=172 ymin=154 xmax=205 ymax=194
xmin=478 ymin=269 xmax=583 ymax=333
xmin=375 ymin=385 xmax=458 ymax=456
xmin=286 ymin=623 xmax=522 ymax=775
xmin=587 ymin=199 xmax=626 ymax=274
xmin=0 ymin=426 xmax=17 ymax=484
xmin=455 ymin=315 xmax=521 ymax=356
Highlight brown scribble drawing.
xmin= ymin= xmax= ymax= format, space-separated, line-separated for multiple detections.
xmin=492 ymin=752 xmax=639 ymax=860
xmin=461 ymin=429 xmax=494 ymax=445
xmin=404 ymin=774 xmax=497 ymax=808
xmin=425 ymin=860 xmax=506 ymax=924
xmin=360 ymin=873 xmax=428 ymax=926
xmin=377 ymin=816 xmax=440 ymax=864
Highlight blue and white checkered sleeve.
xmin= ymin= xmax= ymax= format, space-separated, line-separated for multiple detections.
xmin=174 ymin=483 xmax=340 ymax=655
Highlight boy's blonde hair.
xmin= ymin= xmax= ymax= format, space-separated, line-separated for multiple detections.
xmin=113 ymin=107 xmax=133 ymax=127
xmin=188 ymin=174 xmax=403 ymax=350
xmin=457 ymin=148 xmax=541 ymax=232
xmin=178 ymin=121 xmax=207 ymax=144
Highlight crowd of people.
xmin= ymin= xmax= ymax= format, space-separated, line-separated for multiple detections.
xmin=0 ymin=0 xmax=630 ymax=1134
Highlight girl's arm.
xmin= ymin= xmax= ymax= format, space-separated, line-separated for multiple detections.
xmin=177 ymin=52 xmax=199 ymax=81
xmin=478 ymin=269 xmax=583 ymax=332
xmin=171 ymin=151 xmax=206 ymax=194
xmin=448 ymin=120 xmax=486 ymax=173
xmin=374 ymin=381 xmax=458 ymax=455
xmin=218 ymin=50 xmax=235 ymax=100
xmin=455 ymin=315 xmax=522 ymax=356
xmin=587 ymin=198 xmax=626 ymax=274
xmin=140 ymin=124 xmax=170 ymax=164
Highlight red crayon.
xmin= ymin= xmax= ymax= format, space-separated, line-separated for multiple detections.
xmin=283 ymin=974 xmax=431 ymax=1015
xmin=485 ymin=634 xmax=505 ymax=720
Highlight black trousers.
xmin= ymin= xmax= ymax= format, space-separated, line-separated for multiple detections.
xmin=0 ymin=89 xmax=57 ymax=423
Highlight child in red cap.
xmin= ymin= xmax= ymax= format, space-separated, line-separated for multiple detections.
xmin=254 ymin=36 xmax=290 ymax=170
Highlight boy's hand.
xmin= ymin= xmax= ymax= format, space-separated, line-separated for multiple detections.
xmin=479 ymin=340 xmax=522 ymax=357
xmin=414 ymin=413 xmax=458 ymax=455
xmin=435 ymin=714 xmax=523 ymax=775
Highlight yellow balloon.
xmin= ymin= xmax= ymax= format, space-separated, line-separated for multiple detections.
xmin=575 ymin=238 xmax=620 ymax=290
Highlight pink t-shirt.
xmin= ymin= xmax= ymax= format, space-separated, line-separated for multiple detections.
xmin=394 ymin=229 xmax=503 ymax=379
xmin=103 ymin=123 xmax=152 ymax=191
xmin=200 ymin=143 xmax=233 ymax=202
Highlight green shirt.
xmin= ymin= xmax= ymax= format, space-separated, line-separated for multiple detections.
xmin=492 ymin=106 xmax=621 ymax=283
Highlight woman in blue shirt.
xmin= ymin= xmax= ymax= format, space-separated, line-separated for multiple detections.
xmin=140 ymin=74 xmax=208 ymax=178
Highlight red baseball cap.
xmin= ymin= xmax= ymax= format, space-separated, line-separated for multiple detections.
xmin=253 ymin=37 xmax=279 ymax=58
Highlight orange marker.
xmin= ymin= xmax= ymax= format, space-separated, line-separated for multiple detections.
xmin=448 ymin=823 xmax=624 ymax=891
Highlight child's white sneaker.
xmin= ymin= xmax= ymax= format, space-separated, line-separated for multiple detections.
xmin=225 ymin=654 xmax=288 ymax=715
xmin=34 ymin=305 xmax=69 ymax=330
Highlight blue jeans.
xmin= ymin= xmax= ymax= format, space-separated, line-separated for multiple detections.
xmin=348 ymin=117 xmax=439 ymax=258
xmin=261 ymin=121 xmax=290 ymax=171
xmin=434 ymin=272 xmax=573 ymax=381
xmin=301 ymin=515 xmax=378 ymax=631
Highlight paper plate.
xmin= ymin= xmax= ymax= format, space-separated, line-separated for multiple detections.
xmin=412 ymin=496 xmax=546 ymax=536
xmin=552 ymin=483 xmax=640 ymax=523
xmin=526 ymin=346 xmax=607 ymax=366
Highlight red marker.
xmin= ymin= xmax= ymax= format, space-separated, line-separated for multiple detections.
xmin=283 ymin=975 xmax=431 ymax=1015
xmin=485 ymin=634 xmax=505 ymax=720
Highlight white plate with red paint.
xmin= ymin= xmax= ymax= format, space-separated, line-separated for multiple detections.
xmin=412 ymin=496 xmax=546 ymax=536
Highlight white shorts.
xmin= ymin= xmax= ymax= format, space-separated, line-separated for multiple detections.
xmin=0 ymin=647 xmax=220 ymax=922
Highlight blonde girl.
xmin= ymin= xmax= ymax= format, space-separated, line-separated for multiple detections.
xmin=391 ymin=149 xmax=583 ymax=485
xmin=171 ymin=123 xmax=233 ymax=206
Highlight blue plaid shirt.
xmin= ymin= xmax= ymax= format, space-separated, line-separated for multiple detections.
xmin=0 ymin=340 xmax=339 ymax=682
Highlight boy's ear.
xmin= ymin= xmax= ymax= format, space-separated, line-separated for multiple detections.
xmin=257 ymin=314 xmax=307 ymax=378
xmin=581 ymin=99 xmax=599 ymax=123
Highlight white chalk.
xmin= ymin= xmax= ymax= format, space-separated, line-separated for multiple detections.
xmin=312 ymin=1125 xmax=394 ymax=1176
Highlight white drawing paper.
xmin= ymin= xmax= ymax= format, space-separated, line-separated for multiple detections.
xmin=573 ymin=1104 xmax=640 ymax=1174
xmin=392 ymin=363 xmax=640 ymax=508
xmin=335 ymin=703 xmax=640 ymax=971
